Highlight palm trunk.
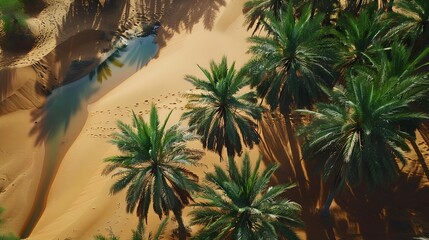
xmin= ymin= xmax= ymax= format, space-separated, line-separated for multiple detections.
xmin=355 ymin=0 xmax=363 ymax=15
xmin=321 ymin=191 xmax=335 ymax=217
xmin=173 ymin=208 xmax=187 ymax=240
xmin=282 ymin=112 xmax=300 ymax=167
xmin=311 ymin=0 xmax=317 ymax=17
xmin=419 ymin=127 xmax=429 ymax=147
xmin=410 ymin=139 xmax=429 ymax=181
xmin=321 ymin=176 xmax=341 ymax=217
xmin=282 ymin=112 xmax=308 ymax=198
xmin=387 ymin=0 xmax=394 ymax=12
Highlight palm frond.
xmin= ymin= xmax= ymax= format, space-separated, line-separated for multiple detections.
xmin=182 ymin=57 xmax=262 ymax=158
xmin=243 ymin=5 xmax=337 ymax=113
xmin=190 ymin=154 xmax=302 ymax=239
xmin=103 ymin=104 xmax=202 ymax=230
xmin=298 ymin=69 xmax=428 ymax=188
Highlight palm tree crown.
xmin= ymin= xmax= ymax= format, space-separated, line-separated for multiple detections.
xmin=94 ymin=218 xmax=168 ymax=240
xmin=190 ymin=154 xmax=302 ymax=240
xmin=182 ymin=56 xmax=262 ymax=159
xmin=334 ymin=8 xmax=391 ymax=75
xmin=298 ymin=72 xmax=428 ymax=189
xmin=243 ymin=5 xmax=337 ymax=113
xmin=103 ymin=105 xmax=203 ymax=240
xmin=243 ymin=0 xmax=287 ymax=35
xmin=387 ymin=0 xmax=429 ymax=41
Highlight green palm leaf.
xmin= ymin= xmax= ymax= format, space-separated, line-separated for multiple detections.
xmin=243 ymin=5 xmax=337 ymax=112
xmin=103 ymin=105 xmax=203 ymax=240
xmin=182 ymin=56 xmax=262 ymax=159
xmin=190 ymin=154 xmax=302 ymax=240
xmin=298 ymin=70 xmax=429 ymax=189
xmin=243 ymin=0 xmax=288 ymax=35
xmin=334 ymin=8 xmax=392 ymax=75
xmin=387 ymin=0 xmax=429 ymax=41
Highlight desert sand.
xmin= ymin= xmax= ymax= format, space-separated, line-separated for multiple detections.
xmin=1 ymin=0 xmax=429 ymax=239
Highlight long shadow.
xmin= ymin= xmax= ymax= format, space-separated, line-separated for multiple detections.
xmin=29 ymin=78 xmax=98 ymax=146
xmin=334 ymin=168 xmax=429 ymax=239
xmin=3 ymin=0 xmax=227 ymax=115
xmin=90 ymin=46 xmax=126 ymax=83
xmin=139 ymin=0 xmax=226 ymax=50
xmin=258 ymin=111 xmax=331 ymax=240
xmin=26 ymin=0 xmax=136 ymax=144
xmin=259 ymin=110 xmax=429 ymax=239
xmin=123 ymin=36 xmax=157 ymax=71
xmin=24 ymin=0 xmax=230 ymax=140
xmin=21 ymin=35 xmax=158 ymax=237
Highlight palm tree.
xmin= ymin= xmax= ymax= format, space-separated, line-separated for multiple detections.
xmin=103 ymin=105 xmax=203 ymax=240
xmin=340 ymin=0 xmax=379 ymax=14
xmin=387 ymin=0 xmax=429 ymax=44
xmin=94 ymin=231 xmax=120 ymax=240
xmin=0 ymin=207 xmax=19 ymax=240
xmin=297 ymin=69 xmax=428 ymax=216
xmin=243 ymin=5 xmax=337 ymax=177
xmin=370 ymin=42 xmax=429 ymax=180
xmin=0 ymin=233 xmax=20 ymax=240
xmin=93 ymin=218 xmax=168 ymax=240
xmin=189 ymin=154 xmax=302 ymax=240
xmin=243 ymin=0 xmax=287 ymax=35
xmin=333 ymin=7 xmax=391 ymax=79
xmin=371 ymin=42 xmax=429 ymax=81
xmin=182 ymin=57 xmax=262 ymax=159
xmin=0 ymin=0 xmax=35 ymax=51
xmin=0 ymin=0 xmax=26 ymax=33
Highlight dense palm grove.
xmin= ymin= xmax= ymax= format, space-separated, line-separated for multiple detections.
xmin=98 ymin=0 xmax=429 ymax=239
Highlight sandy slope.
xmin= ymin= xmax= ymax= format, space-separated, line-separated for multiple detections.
xmin=0 ymin=110 xmax=45 ymax=235
xmin=18 ymin=0 xmax=259 ymax=239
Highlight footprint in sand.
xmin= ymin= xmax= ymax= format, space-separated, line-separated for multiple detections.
xmin=0 ymin=174 xmax=9 ymax=192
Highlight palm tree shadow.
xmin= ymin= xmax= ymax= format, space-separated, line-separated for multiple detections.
xmin=258 ymin=110 xmax=429 ymax=239
xmin=332 ymin=156 xmax=429 ymax=239
xmin=28 ymin=35 xmax=158 ymax=145
xmin=87 ymin=35 xmax=159 ymax=83
xmin=122 ymin=36 xmax=158 ymax=71
xmin=29 ymin=77 xmax=98 ymax=146
xmin=141 ymin=0 xmax=226 ymax=50
xmin=258 ymin=111 xmax=331 ymax=239
xmin=258 ymin=111 xmax=295 ymax=182
xmin=89 ymin=47 xmax=127 ymax=83
xmin=41 ymin=0 xmax=132 ymax=90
